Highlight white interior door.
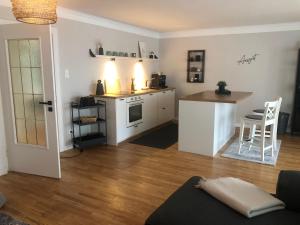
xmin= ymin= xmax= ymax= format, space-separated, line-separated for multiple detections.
xmin=0 ymin=24 xmax=61 ymax=178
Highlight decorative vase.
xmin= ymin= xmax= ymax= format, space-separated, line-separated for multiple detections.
xmin=96 ymin=80 xmax=104 ymax=95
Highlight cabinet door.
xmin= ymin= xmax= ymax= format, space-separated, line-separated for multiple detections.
xmin=158 ymin=90 xmax=175 ymax=124
xmin=116 ymin=98 xmax=143 ymax=143
xmin=143 ymin=93 xmax=158 ymax=131
xmin=116 ymin=98 xmax=128 ymax=142
xmin=168 ymin=89 xmax=175 ymax=120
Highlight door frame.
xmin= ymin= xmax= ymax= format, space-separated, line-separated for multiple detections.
xmin=50 ymin=26 xmax=65 ymax=153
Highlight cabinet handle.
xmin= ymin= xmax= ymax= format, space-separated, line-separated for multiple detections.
xmin=120 ymin=99 xmax=125 ymax=101
xmin=162 ymin=107 xmax=166 ymax=110
xmin=150 ymin=94 xmax=153 ymax=96
xmin=134 ymin=125 xmax=138 ymax=128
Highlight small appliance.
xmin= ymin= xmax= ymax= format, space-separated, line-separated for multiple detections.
xmin=150 ymin=73 xmax=168 ymax=89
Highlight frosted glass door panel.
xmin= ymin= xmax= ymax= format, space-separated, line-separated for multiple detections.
xmin=7 ymin=39 xmax=46 ymax=146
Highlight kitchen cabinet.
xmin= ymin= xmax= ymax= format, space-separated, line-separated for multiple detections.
xmin=143 ymin=93 xmax=158 ymax=131
xmin=116 ymin=97 xmax=143 ymax=143
xmin=116 ymin=98 xmax=127 ymax=143
xmin=158 ymin=89 xmax=175 ymax=124
xmin=95 ymin=88 xmax=175 ymax=145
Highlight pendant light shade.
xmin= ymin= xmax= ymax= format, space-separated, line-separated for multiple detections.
xmin=11 ymin=0 xmax=57 ymax=25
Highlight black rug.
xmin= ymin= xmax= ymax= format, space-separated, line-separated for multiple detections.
xmin=130 ymin=123 xmax=178 ymax=149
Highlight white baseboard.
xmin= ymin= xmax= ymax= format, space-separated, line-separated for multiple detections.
xmin=0 ymin=157 xmax=8 ymax=176
xmin=0 ymin=167 xmax=8 ymax=176
xmin=60 ymin=145 xmax=73 ymax=152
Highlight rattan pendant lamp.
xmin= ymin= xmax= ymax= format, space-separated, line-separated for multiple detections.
xmin=11 ymin=0 xmax=57 ymax=25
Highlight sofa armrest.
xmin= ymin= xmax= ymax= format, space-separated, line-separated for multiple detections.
xmin=276 ymin=170 xmax=300 ymax=212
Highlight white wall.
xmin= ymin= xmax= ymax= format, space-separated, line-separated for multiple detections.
xmin=54 ymin=19 xmax=160 ymax=150
xmin=0 ymin=87 xmax=8 ymax=175
xmin=160 ymin=31 xmax=300 ymax=124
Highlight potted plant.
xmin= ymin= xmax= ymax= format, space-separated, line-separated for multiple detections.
xmin=217 ymin=81 xmax=227 ymax=92
xmin=216 ymin=81 xmax=231 ymax=95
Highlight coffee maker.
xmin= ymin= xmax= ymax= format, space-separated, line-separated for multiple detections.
xmin=150 ymin=73 xmax=168 ymax=89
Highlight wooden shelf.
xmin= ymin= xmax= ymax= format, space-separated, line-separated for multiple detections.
xmin=187 ymin=81 xmax=204 ymax=83
xmin=94 ymin=55 xmax=159 ymax=62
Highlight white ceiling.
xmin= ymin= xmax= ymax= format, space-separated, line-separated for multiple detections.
xmin=58 ymin=0 xmax=300 ymax=32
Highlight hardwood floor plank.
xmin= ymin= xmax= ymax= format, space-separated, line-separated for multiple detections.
xmin=0 ymin=135 xmax=300 ymax=224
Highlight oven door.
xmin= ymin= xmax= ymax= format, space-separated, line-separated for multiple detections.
xmin=127 ymin=101 xmax=143 ymax=127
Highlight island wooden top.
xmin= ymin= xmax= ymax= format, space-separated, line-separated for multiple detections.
xmin=180 ymin=90 xmax=252 ymax=103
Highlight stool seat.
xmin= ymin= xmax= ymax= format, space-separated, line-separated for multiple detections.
xmin=253 ymin=109 xmax=264 ymax=114
xmin=245 ymin=114 xmax=263 ymax=120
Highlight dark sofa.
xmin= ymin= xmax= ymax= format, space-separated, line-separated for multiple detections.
xmin=145 ymin=171 xmax=300 ymax=225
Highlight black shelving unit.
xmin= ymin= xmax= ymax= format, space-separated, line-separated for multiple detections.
xmin=71 ymin=100 xmax=107 ymax=150
xmin=292 ymin=49 xmax=300 ymax=135
xmin=187 ymin=50 xmax=205 ymax=83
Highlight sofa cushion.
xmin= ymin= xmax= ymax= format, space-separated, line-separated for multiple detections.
xmin=276 ymin=171 xmax=300 ymax=212
xmin=145 ymin=177 xmax=300 ymax=225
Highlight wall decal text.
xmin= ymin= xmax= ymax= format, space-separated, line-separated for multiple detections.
xmin=237 ymin=54 xmax=259 ymax=65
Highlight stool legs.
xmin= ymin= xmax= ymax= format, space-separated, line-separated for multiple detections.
xmin=238 ymin=119 xmax=245 ymax=154
xmin=249 ymin=124 xmax=256 ymax=151
xmin=270 ymin=124 xmax=276 ymax=158
xmin=260 ymin=126 xmax=266 ymax=161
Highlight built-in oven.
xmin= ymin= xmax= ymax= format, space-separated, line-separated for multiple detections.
xmin=126 ymin=96 xmax=144 ymax=127
xmin=126 ymin=95 xmax=143 ymax=127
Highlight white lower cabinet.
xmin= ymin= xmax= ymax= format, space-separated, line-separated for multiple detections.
xmin=98 ymin=89 xmax=175 ymax=145
xmin=116 ymin=98 xmax=143 ymax=143
xmin=142 ymin=93 xmax=158 ymax=131
xmin=116 ymin=98 xmax=127 ymax=143
xmin=158 ymin=89 xmax=175 ymax=124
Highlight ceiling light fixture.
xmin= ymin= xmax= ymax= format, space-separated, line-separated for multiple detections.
xmin=11 ymin=0 xmax=58 ymax=25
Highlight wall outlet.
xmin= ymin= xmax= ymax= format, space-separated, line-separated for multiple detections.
xmin=68 ymin=130 xmax=73 ymax=134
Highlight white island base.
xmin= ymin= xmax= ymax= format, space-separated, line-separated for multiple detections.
xmin=179 ymin=101 xmax=236 ymax=157
xmin=178 ymin=91 xmax=252 ymax=157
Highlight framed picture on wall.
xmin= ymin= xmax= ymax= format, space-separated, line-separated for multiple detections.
xmin=138 ymin=41 xmax=146 ymax=58
xmin=187 ymin=50 xmax=205 ymax=83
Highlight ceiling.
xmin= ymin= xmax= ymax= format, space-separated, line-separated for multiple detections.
xmin=58 ymin=0 xmax=300 ymax=32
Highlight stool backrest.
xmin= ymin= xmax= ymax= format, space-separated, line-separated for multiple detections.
xmin=263 ymin=97 xmax=282 ymax=124
xmin=275 ymin=97 xmax=282 ymax=122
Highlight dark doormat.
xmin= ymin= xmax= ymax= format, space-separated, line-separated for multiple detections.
xmin=130 ymin=123 xmax=178 ymax=149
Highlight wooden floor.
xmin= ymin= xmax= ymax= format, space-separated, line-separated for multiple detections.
xmin=0 ymin=135 xmax=300 ymax=225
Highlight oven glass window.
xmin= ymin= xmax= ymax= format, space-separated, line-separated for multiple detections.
xmin=129 ymin=104 xmax=142 ymax=123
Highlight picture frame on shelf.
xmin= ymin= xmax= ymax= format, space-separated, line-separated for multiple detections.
xmin=138 ymin=41 xmax=146 ymax=58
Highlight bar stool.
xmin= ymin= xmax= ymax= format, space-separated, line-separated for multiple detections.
xmin=238 ymin=98 xmax=282 ymax=161
xmin=252 ymin=98 xmax=282 ymax=139
xmin=253 ymin=108 xmax=271 ymax=138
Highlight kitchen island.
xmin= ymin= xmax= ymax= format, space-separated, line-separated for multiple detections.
xmin=178 ymin=90 xmax=252 ymax=157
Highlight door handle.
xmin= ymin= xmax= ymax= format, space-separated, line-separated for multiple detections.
xmin=39 ymin=101 xmax=52 ymax=106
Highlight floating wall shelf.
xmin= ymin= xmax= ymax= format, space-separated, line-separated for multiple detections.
xmin=94 ymin=55 xmax=159 ymax=62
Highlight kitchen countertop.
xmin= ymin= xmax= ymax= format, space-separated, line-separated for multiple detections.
xmin=92 ymin=87 xmax=175 ymax=99
xmin=180 ymin=90 xmax=252 ymax=103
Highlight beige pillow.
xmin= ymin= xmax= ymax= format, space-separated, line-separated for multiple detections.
xmin=196 ymin=177 xmax=285 ymax=218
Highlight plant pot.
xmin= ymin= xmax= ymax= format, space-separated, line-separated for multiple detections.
xmin=218 ymin=85 xmax=226 ymax=93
